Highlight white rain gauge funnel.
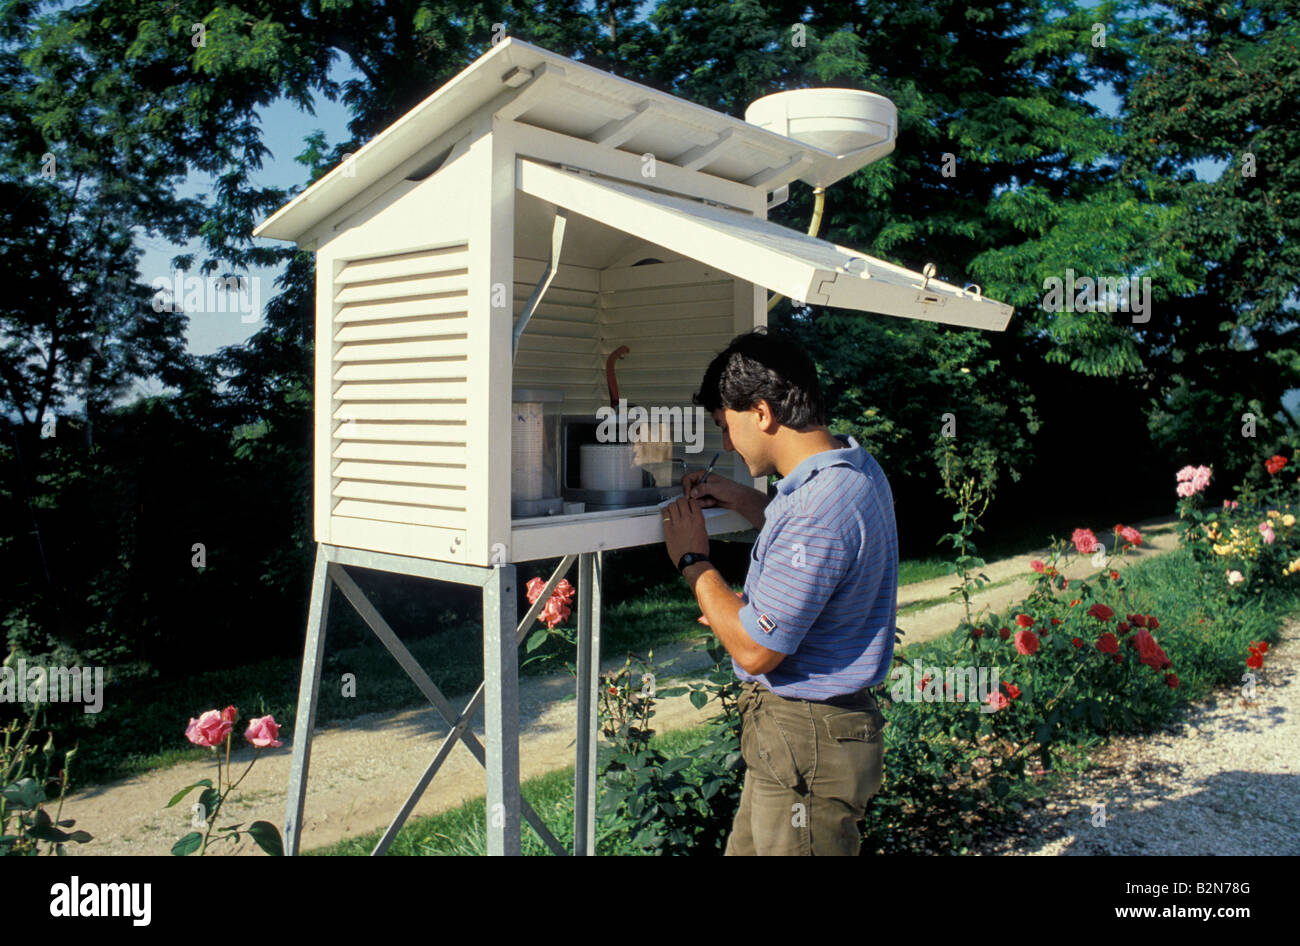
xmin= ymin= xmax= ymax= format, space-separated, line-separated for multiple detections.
xmin=511 ymin=388 xmax=564 ymax=518
xmin=744 ymin=88 xmax=898 ymax=188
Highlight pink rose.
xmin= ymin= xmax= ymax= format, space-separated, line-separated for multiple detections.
xmin=185 ymin=709 xmax=232 ymax=748
xmin=1175 ymin=465 xmax=1197 ymax=482
xmin=1115 ymin=524 xmax=1142 ymax=547
xmin=1191 ymin=466 xmax=1212 ymax=492
xmin=1223 ymin=500 xmax=1239 ymax=510
xmin=1176 ymin=481 xmax=1196 ymax=498
xmin=245 ymin=715 xmax=283 ymax=748
xmin=985 ymin=690 xmax=1010 ymax=712
xmin=1226 ymin=570 xmax=1244 ymax=586
xmin=1071 ymin=528 xmax=1100 ymax=554
xmin=1030 ymin=559 xmax=1045 ymax=574
xmin=1259 ymin=522 xmax=1275 ymax=544
xmin=552 ymin=579 xmax=575 ymax=604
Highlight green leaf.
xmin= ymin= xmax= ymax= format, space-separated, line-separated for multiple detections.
xmin=525 ymin=629 xmax=549 ymax=653
xmin=165 ymin=779 xmax=213 ymax=808
xmin=1 ymin=778 xmax=44 ymax=810
xmin=689 ymin=690 xmax=709 ymax=710
xmin=171 ymin=832 xmax=203 ymax=856
xmin=247 ymin=821 xmax=283 ymax=856
xmin=197 ymin=788 xmax=220 ymax=817
xmin=656 ymin=686 xmax=688 ymax=698
xmin=65 ymin=830 xmax=92 ymax=843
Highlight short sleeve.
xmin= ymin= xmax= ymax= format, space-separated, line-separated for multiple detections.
xmin=737 ymin=515 xmax=852 ymax=654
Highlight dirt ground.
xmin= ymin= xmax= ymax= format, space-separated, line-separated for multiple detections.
xmin=64 ymin=516 xmax=1182 ymax=855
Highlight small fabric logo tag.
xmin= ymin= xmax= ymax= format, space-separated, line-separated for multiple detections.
xmin=757 ymin=613 xmax=777 ymax=634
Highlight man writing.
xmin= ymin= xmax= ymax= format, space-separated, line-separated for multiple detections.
xmin=661 ymin=328 xmax=898 ymax=856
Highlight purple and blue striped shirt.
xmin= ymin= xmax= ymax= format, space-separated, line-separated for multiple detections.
xmin=734 ymin=434 xmax=899 ymax=700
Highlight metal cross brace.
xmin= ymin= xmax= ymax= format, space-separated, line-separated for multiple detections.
xmin=284 ymin=545 xmax=588 ymax=856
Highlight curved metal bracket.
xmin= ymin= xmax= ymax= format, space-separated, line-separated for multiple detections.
xmin=512 ymin=209 xmax=568 ymax=361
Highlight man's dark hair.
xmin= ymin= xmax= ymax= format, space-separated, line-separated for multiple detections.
xmin=693 ymin=328 xmax=825 ymax=429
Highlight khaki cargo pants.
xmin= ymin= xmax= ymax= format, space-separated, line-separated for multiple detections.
xmin=724 ymin=680 xmax=886 ymax=856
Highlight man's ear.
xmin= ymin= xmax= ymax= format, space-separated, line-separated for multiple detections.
xmin=754 ymin=399 xmax=779 ymax=433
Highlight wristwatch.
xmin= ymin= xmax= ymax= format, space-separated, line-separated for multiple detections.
xmin=678 ymin=552 xmax=710 ymax=574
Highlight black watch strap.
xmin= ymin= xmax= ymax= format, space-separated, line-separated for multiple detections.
xmin=678 ymin=552 xmax=710 ymax=573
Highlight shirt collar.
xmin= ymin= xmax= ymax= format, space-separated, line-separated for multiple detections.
xmin=775 ymin=434 xmax=865 ymax=496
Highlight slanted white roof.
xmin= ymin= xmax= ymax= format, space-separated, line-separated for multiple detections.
xmin=518 ymin=159 xmax=1012 ymax=331
xmin=254 ymin=38 xmax=875 ymax=243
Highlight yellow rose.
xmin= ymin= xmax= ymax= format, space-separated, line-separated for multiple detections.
xmin=1284 ymin=514 xmax=1295 ymax=527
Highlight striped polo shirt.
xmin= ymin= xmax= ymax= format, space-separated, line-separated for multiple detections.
xmin=734 ymin=433 xmax=898 ymax=701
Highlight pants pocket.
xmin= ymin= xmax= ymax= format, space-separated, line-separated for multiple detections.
xmin=744 ymin=706 xmax=806 ymax=792
xmin=820 ymin=708 xmax=885 ymax=807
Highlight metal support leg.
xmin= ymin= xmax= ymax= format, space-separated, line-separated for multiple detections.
xmin=574 ymin=551 xmax=603 ymax=855
xmin=284 ymin=544 xmax=332 ymax=856
xmin=483 ymin=564 xmax=521 ymax=855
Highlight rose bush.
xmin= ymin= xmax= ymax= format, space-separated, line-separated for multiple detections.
xmin=167 ymin=705 xmax=284 ymax=856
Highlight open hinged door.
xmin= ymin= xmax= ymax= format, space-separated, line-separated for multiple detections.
xmin=517 ymin=158 xmax=1013 ymax=331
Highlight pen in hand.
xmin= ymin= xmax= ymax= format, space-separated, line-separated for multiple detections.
xmin=700 ymin=452 xmax=719 ymax=484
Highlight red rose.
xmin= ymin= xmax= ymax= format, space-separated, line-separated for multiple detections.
xmin=1014 ymin=630 xmax=1040 ymax=656
xmin=1109 ymin=570 xmax=1120 ymax=581
xmin=1097 ymin=633 xmax=1119 ymax=654
xmin=1071 ymin=637 xmax=1083 ymax=648
xmin=1265 ymin=454 xmax=1287 ymax=475
xmin=1246 ymin=654 xmax=1263 ymax=669
xmin=1128 ymin=613 xmax=1147 ymax=628
xmin=1030 ymin=559 xmax=1045 ymax=574
xmin=998 ymin=626 xmax=1011 ymax=640
xmin=1087 ymin=603 xmax=1114 ymax=622
xmin=1117 ymin=621 xmax=1130 ymax=634
xmin=1133 ymin=628 xmax=1169 ymax=670
xmin=1015 ymin=613 xmax=1035 ymax=628
xmin=1050 ymin=617 xmax=1063 ymax=626
xmin=1003 ymin=682 xmax=1022 ymax=700
xmin=971 ymin=626 xmax=985 ymax=639
xmin=1164 ymin=674 xmax=1179 ymax=688
xmin=1146 ymin=615 xmax=1159 ymax=630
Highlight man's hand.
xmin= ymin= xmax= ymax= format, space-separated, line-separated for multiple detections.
xmin=662 ymin=494 xmax=708 ymax=569
xmin=681 ymin=470 xmax=769 ymax=530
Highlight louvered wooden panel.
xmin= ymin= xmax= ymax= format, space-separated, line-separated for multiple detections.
xmin=332 ymin=499 xmax=468 ymax=530
xmin=334 ymin=401 xmax=465 ymax=422
xmin=335 ymin=316 xmax=469 ymax=343
xmin=335 ymin=380 xmax=468 ymax=400
xmin=601 ymin=297 xmax=734 ymax=325
xmin=334 ymin=421 xmax=467 ymax=443
xmin=336 ymin=295 xmax=469 ymax=324
xmin=334 ymin=480 xmax=467 ymax=508
xmin=334 ymin=441 xmax=468 ymax=464
xmin=334 ymin=271 xmax=470 ymax=305
xmin=335 ymin=246 xmax=469 ymax=284
xmin=333 ymin=461 xmax=467 ymax=488
xmin=334 ymin=359 xmax=470 ymax=382
xmin=330 ymin=245 xmax=472 ymax=535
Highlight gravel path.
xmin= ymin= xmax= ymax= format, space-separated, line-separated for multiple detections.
xmin=973 ymin=614 xmax=1300 ymax=855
